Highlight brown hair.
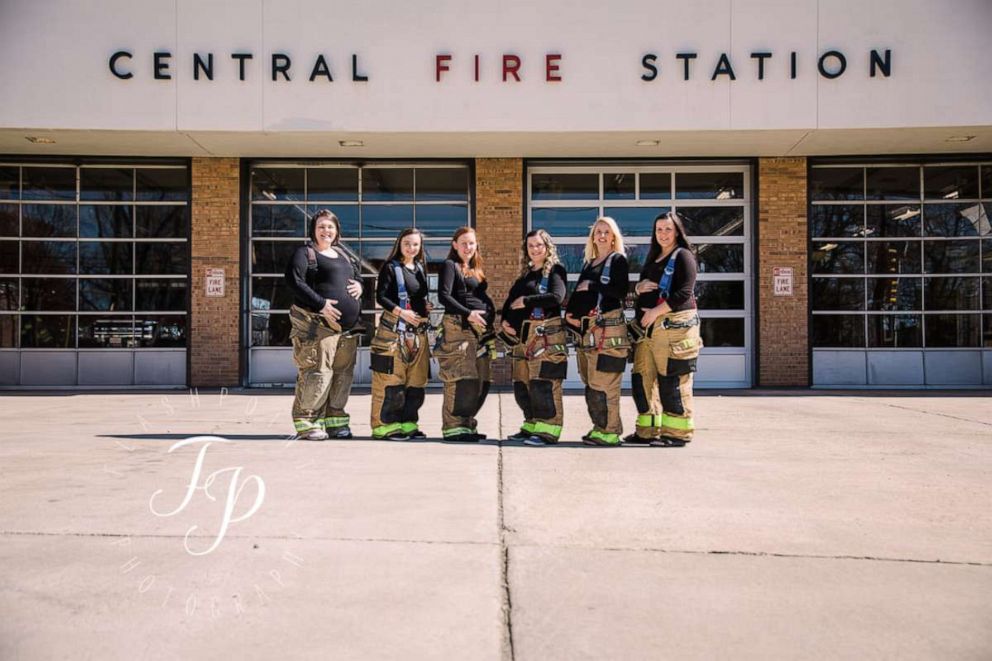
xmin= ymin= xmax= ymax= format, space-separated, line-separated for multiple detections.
xmin=645 ymin=210 xmax=694 ymax=265
xmin=446 ymin=226 xmax=485 ymax=281
xmin=384 ymin=227 xmax=426 ymax=269
xmin=308 ymin=208 xmax=341 ymax=246
xmin=519 ymin=229 xmax=561 ymax=278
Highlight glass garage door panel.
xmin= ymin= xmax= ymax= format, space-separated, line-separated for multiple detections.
xmin=0 ymin=163 xmax=189 ymax=388
xmin=527 ymin=164 xmax=754 ymax=389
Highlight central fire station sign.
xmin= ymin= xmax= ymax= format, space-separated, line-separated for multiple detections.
xmin=773 ymin=267 xmax=793 ymax=296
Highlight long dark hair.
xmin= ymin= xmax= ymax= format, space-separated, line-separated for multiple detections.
xmin=519 ymin=229 xmax=561 ymax=278
xmin=308 ymin=208 xmax=341 ymax=246
xmin=384 ymin=227 xmax=426 ymax=269
xmin=446 ymin=226 xmax=485 ymax=281
xmin=644 ymin=211 xmax=694 ymax=265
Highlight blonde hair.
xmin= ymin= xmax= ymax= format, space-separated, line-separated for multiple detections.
xmin=519 ymin=229 xmax=561 ymax=278
xmin=583 ymin=216 xmax=626 ymax=263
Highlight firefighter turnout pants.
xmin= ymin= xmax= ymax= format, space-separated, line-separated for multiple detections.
xmin=434 ymin=314 xmax=492 ymax=438
xmin=575 ymin=309 xmax=631 ymax=444
xmin=631 ymin=309 xmax=702 ymax=442
xmin=369 ymin=311 xmax=430 ymax=438
xmin=289 ymin=305 xmax=358 ymax=434
xmin=510 ymin=318 xmax=568 ymax=442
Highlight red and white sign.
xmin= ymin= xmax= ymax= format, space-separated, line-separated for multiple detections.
xmin=206 ymin=268 xmax=225 ymax=297
xmin=772 ymin=267 xmax=793 ymax=296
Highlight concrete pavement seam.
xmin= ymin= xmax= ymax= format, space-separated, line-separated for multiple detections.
xmin=512 ymin=543 xmax=992 ymax=567
xmin=855 ymin=399 xmax=992 ymax=428
xmin=497 ymin=393 xmax=516 ymax=661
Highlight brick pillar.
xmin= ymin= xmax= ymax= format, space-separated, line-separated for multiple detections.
xmin=190 ymin=158 xmax=241 ymax=387
xmin=474 ymin=158 xmax=524 ymax=386
xmin=757 ymin=157 xmax=809 ymax=386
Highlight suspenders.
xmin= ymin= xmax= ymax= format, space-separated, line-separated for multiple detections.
xmin=390 ymin=260 xmax=422 ymax=332
xmin=656 ymin=247 xmax=682 ymax=304
xmin=530 ymin=272 xmax=550 ymax=320
xmin=585 ymin=252 xmax=616 ymax=315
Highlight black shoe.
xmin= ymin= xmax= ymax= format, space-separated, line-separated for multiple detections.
xmin=406 ymin=429 xmax=427 ymax=439
xmin=445 ymin=433 xmax=478 ymax=443
xmin=506 ymin=430 xmax=532 ymax=442
xmin=651 ymin=436 xmax=688 ymax=447
xmin=473 ymin=431 xmax=488 ymax=440
xmin=328 ymin=426 xmax=353 ymax=439
xmin=384 ymin=430 xmax=408 ymax=440
xmin=623 ymin=433 xmax=654 ymax=445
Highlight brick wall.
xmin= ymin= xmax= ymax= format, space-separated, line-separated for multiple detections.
xmin=757 ymin=157 xmax=809 ymax=386
xmin=474 ymin=158 xmax=524 ymax=385
xmin=190 ymin=158 xmax=241 ymax=387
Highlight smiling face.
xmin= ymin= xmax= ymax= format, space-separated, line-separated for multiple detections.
xmin=592 ymin=220 xmax=614 ymax=255
xmin=526 ymin=234 xmax=547 ymax=266
xmin=400 ymin=232 xmax=422 ymax=263
xmin=453 ymin=230 xmax=477 ymax=263
xmin=655 ymin=217 xmax=677 ymax=253
xmin=313 ymin=217 xmax=338 ymax=248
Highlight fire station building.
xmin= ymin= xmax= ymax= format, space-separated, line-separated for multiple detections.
xmin=1 ymin=0 xmax=990 ymax=389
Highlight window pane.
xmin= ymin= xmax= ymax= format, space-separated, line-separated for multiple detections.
xmin=811 ymin=278 xmax=864 ymax=310
xmin=0 ymin=278 xmax=17 ymax=310
xmin=924 ymin=203 xmax=984 ymax=237
xmin=925 ymin=277 xmax=979 ymax=310
xmin=678 ymin=207 xmax=744 ymax=236
xmin=812 ymin=315 xmax=864 ymax=347
xmin=695 ymin=281 xmax=745 ymax=309
xmin=984 ymin=314 xmax=992 ymax=348
xmin=306 ymin=205 xmax=359 ymax=238
xmin=924 ymin=240 xmax=980 ymax=274
xmin=362 ymin=205 xmax=413 ymax=238
xmin=866 ymin=241 xmax=921 ymax=274
xmin=604 ymin=207 xmax=668 ymax=236
xmin=135 ymin=279 xmax=186 ymax=311
xmin=415 ymin=168 xmax=468 ymax=201
xmin=136 ymin=206 xmax=186 ymax=238
xmin=252 ymin=276 xmax=294 ymax=311
xmin=362 ymin=168 xmax=413 ymax=202
xmin=810 ymin=167 xmax=863 ymax=201
xmin=416 ymin=204 xmax=468 ymax=236
xmin=811 ymin=242 xmax=863 ymax=274
xmin=984 ymin=240 xmax=992 ymax=272
xmin=531 ymin=207 xmax=598 ymax=236
xmin=78 ymin=315 xmax=135 ymax=348
xmin=135 ymin=168 xmax=187 ymax=201
xmin=924 ymin=166 xmax=978 ymax=200
xmin=866 ymin=167 xmax=920 ymax=201
xmin=675 ymin=172 xmax=744 ymax=200
xmin=811 ymin=205 xmax=864 ymax=238
xmin=22 ymin=204 xmax=76 ymax=238
xmin=80 ymin=242 xmax=133 ymax=275
xmin=554 ymin=244 xmax=588 ymax=274
xmin=699 ymin=317 xmax=744 ymax=347
xmin=359 ymin=242 xmax=393 ymax=275
xmin=982 ymin=277 xmax=992 ymax=310
xmin=251 ymin=312 xmax=291 ymax=346
xmin=80 ymin=205 xmax=132 ymax=238
xmin=640 ymin=173 xmax=671 ymax=200
xmin=0 ymin=167 xmax=18 ymax=200
xmin=983 ymin=166 xmax=992 ymax=198
xmin=252 ymin=241 xmax=297 ymax=274
xmin=21 ymin=277 xmax=75 ymax=311
xmin=307 ymin=168 xmax=358 ymax=201
xmin=22 ymin=167 xmax=76 ymax=201
xmin=925 ymin=314 xmax=980 ymax=347
xmin=22 ymin=241 xmax=76 ymax=274
xmin=0 ymin=241 xmax=17 ymax=273
xmin=867 ymin=277 xmax=921 ymax=311
xmin=531 ymin=173 xmax=598 ymax=200
xmin=626 ymin=244 xmax=650 ymax=274
xmin=135 ymin=243 xmax=186 ymax=275
xmin=80 ymin=168 xmax=133 ymax=201
xmin=251 ymin=168 xmax=304 ymax=202
xmin=696 ymin=244 xmax=744 ymax=273
xmin=0 ymin=314 xmax=15 ymax=347
xmin=21 ymin=314 xmax=75 ymax=347
xmin=868 ymin=314 xmax=922 ymax=348
xmin=134 ymin=315 xmax=186 ymax=347
xmin=251 ymin=204 xmax=307 ymax=238
xmin=0 ymin=204 xmax=17 ymax=236
xmin=422 ymin=241 xmax=453 ymax=271
xmin=79 ymin=279 xmax=132 ymax=311
xmin=603 ymin=173 xmax=635 ymax=200
xmin=866 ymin=204 xmax=920 ymax=238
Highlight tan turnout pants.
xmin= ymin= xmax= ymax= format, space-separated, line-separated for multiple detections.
xmin=434 ymin=314 xmax=492 ymax=437
xmin=631 ymin=309 xmax=702 ymax=442
xmin=289 ymin=305 xmax=358 ymax=433
xmin=574 ymin=309 xmax=630 ymax=443
xmin=510 ymin=318 xmax=568 ymax=442
xmin=369 ymin=311 xmax=430 ymax=438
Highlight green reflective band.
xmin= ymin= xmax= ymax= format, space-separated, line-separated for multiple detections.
xmin=443 ymin=427 xmax=474 ymax=437
xmin=661 ymin=414 xmax=694 ymax=431
xmin=321 ymin=416 xmax=350 ymax=428
xmin=521 ymin=421 xmax=536 ymax=434
xmin=636 ymin=414 xmax=655 ymax=428
xmin=372 ymin=422 xmax=403 ymax=438
xmin=399 ymin=422 xmax=419 ymax=434
xmin=531 ymin=422 xmax=561 ymax=438
xmin=294 ymin=419 xmax=320 ymax=432
xmin=588 ymin=430 xmax=621 ymax=445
